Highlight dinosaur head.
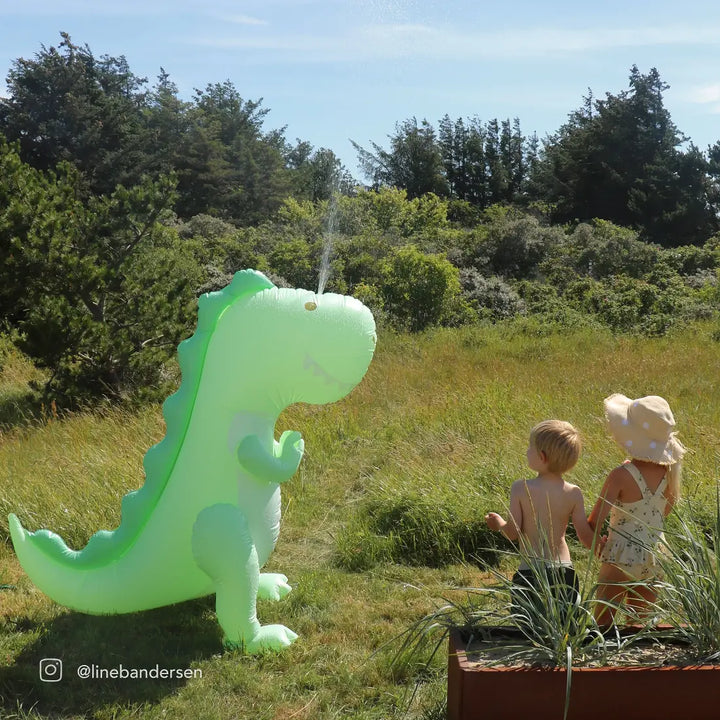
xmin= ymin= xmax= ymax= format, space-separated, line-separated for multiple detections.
xmin=199 ymin=271 xmax=376 ymax=412
xmin=247 ymin=286 xmax=376 ymax=408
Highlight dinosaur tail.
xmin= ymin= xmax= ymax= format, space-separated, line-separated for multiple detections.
xmin=8 ymin=513 xmax=155 ymax=614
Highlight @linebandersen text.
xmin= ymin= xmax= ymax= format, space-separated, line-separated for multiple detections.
xmin=40 ymin=659 xmax=202 ymax=681
xmin=77 ymin=663 xmax=203 ymax=680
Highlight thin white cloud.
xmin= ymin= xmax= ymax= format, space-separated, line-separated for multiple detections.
xmin=221 ymin=14 xmax=269 ymax=26
xmin=687 ymin=84 xmax=720 ymax=104
xmin=187 ymin=22 xmax=720 ymax=63
xmin=466 ymin=24 xmax=720 ymax=56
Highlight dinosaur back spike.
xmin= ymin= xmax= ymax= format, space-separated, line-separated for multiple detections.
xmin=198 ymin=270 xmax=274 ymax=330
xmin=12 ymin=270 xmax=276 ymax=570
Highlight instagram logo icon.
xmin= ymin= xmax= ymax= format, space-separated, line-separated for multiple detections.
xmin=39 ymin=658 xmax=63 ymax=682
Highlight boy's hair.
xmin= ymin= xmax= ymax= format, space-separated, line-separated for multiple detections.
xmin=530 ymin=420 xmax=581 ymax=474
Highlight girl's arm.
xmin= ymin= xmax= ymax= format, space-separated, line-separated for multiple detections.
xmin=588 ymin=470 xmax=622 ymax=545
xmin=570 ymin=487 xmax=595 ymax=549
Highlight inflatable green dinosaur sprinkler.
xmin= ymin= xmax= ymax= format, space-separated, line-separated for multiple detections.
xmin=9 ymin=270 xmax=376 ymax=652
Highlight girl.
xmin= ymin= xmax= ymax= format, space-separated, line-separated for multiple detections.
xmin=588 ymin=394 xmax=686 ymax=627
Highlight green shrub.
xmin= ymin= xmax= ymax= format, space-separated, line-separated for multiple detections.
xmin=378 ymin=245 xmax=466 ymax=331
xmin=459 ymin=269 xmax=525 ymax=321
xmin=351 ymin=282 xmax=388 ymax=328
xmin=267 ymin=238 xmax=317 ymax=290
xmin=563 ymin=220 xmax=661 ymax=280
xmin=664 ymin=241 xmax=720 ymax=276
xmin=485 ymin=215 xmax=564 ymax=279
xmin=335 ymin=234 xmax=391 ymax=289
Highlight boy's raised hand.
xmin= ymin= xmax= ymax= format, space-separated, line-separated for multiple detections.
xmin=485 ymin=512 xmax=506 ymax=531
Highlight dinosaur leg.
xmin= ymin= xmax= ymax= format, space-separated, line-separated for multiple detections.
xmin=192 ymin=503 xmax=297 ymax=652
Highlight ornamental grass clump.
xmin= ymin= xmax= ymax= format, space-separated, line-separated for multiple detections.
xmin=389 ymin=548 xmax=645 ymax=720
xmin=391 ymin=553 xmax=626 ymax=674
xmin=654 ymin=497 xmax=720 ymax=662
xmin=497 ymin=558 xmax=606 ymax=667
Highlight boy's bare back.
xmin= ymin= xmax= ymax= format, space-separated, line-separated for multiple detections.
xmin=508 ymin=476 xmax=590 ymax=564
xmin=485 ymin=420 xmax=595 ymax=560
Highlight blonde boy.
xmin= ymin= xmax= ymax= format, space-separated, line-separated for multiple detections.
xmin=485 ymin=420 xmax=595 ymax=606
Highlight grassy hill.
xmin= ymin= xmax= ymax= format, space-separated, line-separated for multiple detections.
xmin=1 ymin=320 xmax=720 ymax=719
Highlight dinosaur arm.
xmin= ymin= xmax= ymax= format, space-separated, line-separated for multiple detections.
xmin=236 ymin=431 xmax=304 ymax=484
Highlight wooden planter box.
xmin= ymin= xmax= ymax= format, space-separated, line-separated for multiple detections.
xmin=448 ymin=628 xmax=720 ymax=720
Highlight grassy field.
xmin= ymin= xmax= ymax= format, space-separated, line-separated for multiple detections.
xmin=1 ymin=319 xmax=720 ymax=719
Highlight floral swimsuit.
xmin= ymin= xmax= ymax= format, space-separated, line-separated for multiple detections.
xmin=600 ymin=461 xmax=667 ymax=580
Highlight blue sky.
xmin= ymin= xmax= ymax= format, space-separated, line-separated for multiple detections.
xmin=2 ymin=0 xmax=720 ymax=179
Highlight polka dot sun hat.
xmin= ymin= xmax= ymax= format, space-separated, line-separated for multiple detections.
xmin=604 ymin=394 xmax=686 ymax=465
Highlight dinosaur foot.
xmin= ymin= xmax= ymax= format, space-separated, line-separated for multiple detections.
xmin=224 ymin=624 xmax=298 ymax=653
xmin=257 ymin=573 xmax=292 ymax=601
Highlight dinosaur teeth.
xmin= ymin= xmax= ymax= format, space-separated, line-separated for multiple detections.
xmin=303 ymin=353 xmax=343 ymax=387
xmin=302 ymin=354 xmax=356 ymax=392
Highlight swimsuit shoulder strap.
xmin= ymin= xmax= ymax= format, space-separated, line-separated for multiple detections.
xmin=624 ymin=461 xmax=666 ymax=497
xmin=623 ymin=461 xmax=649 ymax=494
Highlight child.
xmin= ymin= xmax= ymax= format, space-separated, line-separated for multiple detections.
xmin=485 ymin=420 xmax=595 ymax=612
xmin=588 ymin=394 xmax=686 ymax=627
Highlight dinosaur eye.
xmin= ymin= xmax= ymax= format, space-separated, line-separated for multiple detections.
xmin=304 ymin=301 xmax=318 ymax=311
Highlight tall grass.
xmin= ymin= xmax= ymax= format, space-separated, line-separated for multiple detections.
xmin=336 ymin=320 xmax=720 ymax=570
xmin=0 ymin=406 xmax=164 ymax=549
xmin=2 ymin=320 xmax=720 ymax=718
xmin=335 ymin=466 xmax=513 ymax=570
xmin=655 ymin=496 xmax=720 ymax=661
xmin=0 ymin=337 xmax=46 ymax=429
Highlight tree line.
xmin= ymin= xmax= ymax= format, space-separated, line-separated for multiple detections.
xmin=0 ymin=33 xmax=354 ymax=225
xmin=353 ymin=67 xmax=720 ymax=247
xmin=3 ymin=36 xmax=719 ymax=245
xmin=2 ymin=34 xmax=720 ymax=406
